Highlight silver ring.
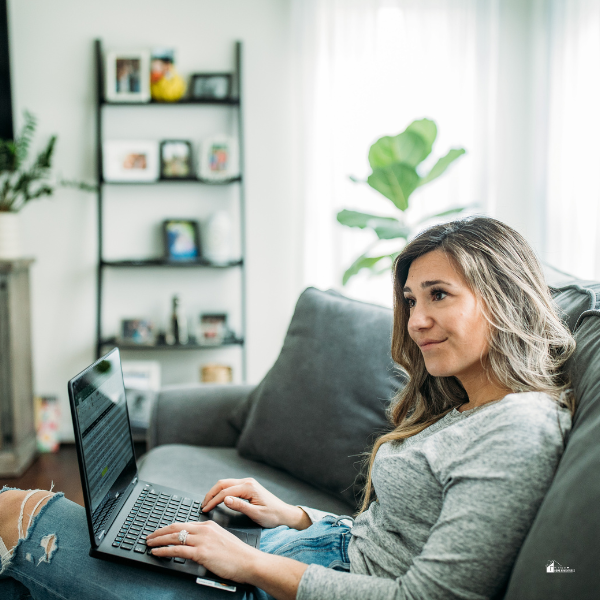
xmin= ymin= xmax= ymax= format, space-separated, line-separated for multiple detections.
xmin=178 ymin=529 xmax=189 ymax=545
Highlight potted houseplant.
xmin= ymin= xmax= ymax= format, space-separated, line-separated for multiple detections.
xmin=0 ymin=110 xmax=94 ymax=259
xmin=337 ymin=118 xmax=471 ymax=284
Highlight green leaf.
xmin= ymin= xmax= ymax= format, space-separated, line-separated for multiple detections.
xmin=373 ymin=222 xmax=410 ymax=240
xmin=337 ymin=210 xmax=409 ymax=240
xmin=0 ymin=140 xmax=18 ymax=173
xmin=368 ymin=119 xmax=438 ymax=170
xmin=336 ymin=209 xmax=398 ymax=229
xmin=34 ymin=135 xmax=57 ymax=170
xmin=406 ymin=119 xmax=437 ymax=150
xmin=27 ymin=185 xmax=54 ymax=201
xmin=342 ymin=253 xmax=389 ymax=286
xmin=368 ymin=131 xmax=424 ymax=169
xmin=367 ymin=163 xmax=420 ymax=211
xmin=418 ymin=148 xmax=466 ymax=186
xmin=60 ymin=178 xmax=98 ymax=192
xmin=14 ymin=111 xmax=37 ymax=169
xmin=349 ymin=175 xmax=366 ymax=183
xmin=372 ymin=251 xmax=401 ymax=275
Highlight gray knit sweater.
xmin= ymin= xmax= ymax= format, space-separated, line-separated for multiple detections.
xmin=297 ymin=392 xmax=571 ymax=600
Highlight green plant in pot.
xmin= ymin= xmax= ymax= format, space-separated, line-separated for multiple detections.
xmin=337 ymin=118 xmax=470 ymax=285
xmin=0 ymin=110 xmax=95 ymax=259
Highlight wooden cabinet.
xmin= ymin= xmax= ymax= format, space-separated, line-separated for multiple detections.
xmin=0 ymin=259 xmax=36 ymax=476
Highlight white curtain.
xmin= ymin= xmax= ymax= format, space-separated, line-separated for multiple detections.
xmin=291 ymin=0 xmax=500 ymax=306
xmin=544 ymin=0 xmax=600 ymax=280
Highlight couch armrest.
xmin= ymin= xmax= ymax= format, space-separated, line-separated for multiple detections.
xmin=146 ymin=383 xmax=255 ymax=451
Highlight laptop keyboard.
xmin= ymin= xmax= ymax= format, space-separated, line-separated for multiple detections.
xmin=111 ymin=485 xmax=255 ymax=564
xmin=92 ymin=495 xmax=119 ymax=537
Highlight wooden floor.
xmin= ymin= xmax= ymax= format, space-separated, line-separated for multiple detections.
xmin=0 ymin=443 xmax=146 ymax=506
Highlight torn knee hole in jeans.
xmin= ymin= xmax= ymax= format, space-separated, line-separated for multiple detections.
xmin=38 ymin=534 xmax=58 ymax=565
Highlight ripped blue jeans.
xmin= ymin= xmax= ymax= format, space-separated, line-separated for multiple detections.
xmin=0 ymin=487 xmax=352 ymax=600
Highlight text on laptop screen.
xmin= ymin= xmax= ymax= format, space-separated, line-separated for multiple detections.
xmin=72 ymin=356 xmax=135 ymax=514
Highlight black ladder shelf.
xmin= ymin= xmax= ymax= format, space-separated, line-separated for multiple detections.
xmin=93 ymin=39 xmax=247 ymax=381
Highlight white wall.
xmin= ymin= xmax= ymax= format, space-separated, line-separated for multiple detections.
xmin=491 ymin=0 xmax=550 ymax=258
xmin=7 ymin=0 xmax=299 ymax=440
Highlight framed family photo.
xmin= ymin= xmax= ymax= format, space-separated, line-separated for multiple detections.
xmin=120 ymin=319 xmax=156 ymax=346
xmin=103 ymin=140 xmax=159 ymax=182
xmin=162 ymin=219 xmax=201 ymax=261
xmin=105 ymin=50 xmax=151 ymax=102
xmin=190 ymin=73 xmax=231 ymax=100
xmin=198 ymin=135 xmax=240 ymax=181
xmin=160 ymin=140 xmax=193 ymax=179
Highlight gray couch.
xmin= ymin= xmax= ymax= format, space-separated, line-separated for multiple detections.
xmin=139 ymin=267 xmax=598 ymax=599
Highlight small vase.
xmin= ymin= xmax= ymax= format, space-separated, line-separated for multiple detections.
xmin=0 ymin=212 xmax=22 ymax=259
xmin=203 ymin=211 xmax=232 ymax=263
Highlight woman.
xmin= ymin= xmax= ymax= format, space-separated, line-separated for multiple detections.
xmin=0 ymin=216 xmax=575 ymax=600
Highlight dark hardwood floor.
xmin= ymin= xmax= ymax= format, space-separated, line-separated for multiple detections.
xmin=0 ymin=443 xmax=146 ymax=506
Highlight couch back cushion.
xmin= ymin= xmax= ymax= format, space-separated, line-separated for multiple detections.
xmin=504 ymin=282 xmax=600 ymax=598
xmin=235 ymin=287 xmax=406 ymax=509
xmin=550 ymin=282 xmax=597 ymax=331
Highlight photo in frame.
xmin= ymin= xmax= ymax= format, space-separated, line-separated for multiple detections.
xmin=103 ymin=140 xmax=159 ymax=182
xmin=120 ymin=319 xmax=156 ymax=346
xmin=160 ymin=140 xmax=193 ymax=179
xmin=190 ymin=73 xmax=232 ymax=100
xmin=198 ymin=135 xmax=239 ymax=181
xmin=162 ymin=219 xmax=201 ymax=261
xmin=197 ymin=313 xmax=228 ymax=345
xmin=105 ymin=50 xmax=151 ymax=102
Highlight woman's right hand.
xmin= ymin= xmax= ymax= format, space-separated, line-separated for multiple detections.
xmin=201 ymin=477 xmax=312 ymax=530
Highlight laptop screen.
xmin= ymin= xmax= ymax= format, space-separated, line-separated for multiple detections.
xmin=70 ymin=349 xmax=136 ymax=515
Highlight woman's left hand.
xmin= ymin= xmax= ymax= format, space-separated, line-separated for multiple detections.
xmin=145 ymin=521 xmax=258 ymax=583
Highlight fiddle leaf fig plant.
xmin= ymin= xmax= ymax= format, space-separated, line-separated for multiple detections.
xmin=338 ymin=118 xmax=467 ymax=285
xmin=0 ymin=110 xmax=95 ymax=213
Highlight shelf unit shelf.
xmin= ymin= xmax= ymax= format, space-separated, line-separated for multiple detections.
xmin=101 ymin=98 xmax=240 ymax=107
xmin=101 ymin=176 xmax=242 ymax=185
xmin=100 ymin=338 xmax=244 ymax=351
xmin=94 ymin=39 xmax=247 ymax=380
xmin=100 ymin=259 xmax=243 ymax=268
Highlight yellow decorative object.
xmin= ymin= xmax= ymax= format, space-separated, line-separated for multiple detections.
xmin=151 ymin=50 xmax=186 ymax=102
xmin=151 ymin=67 xmax=186 ymax=102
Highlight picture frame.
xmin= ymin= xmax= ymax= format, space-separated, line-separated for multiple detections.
xmin=103 ymin=140 xmax=159 ymax=182
xmin=105 ymin=50 xmax=151 ymax=103
xmin=190 ymin=73 xmax=232 ymax=100
xmin=120 ymin=319 xmax=156 ymax=346
xmin=160 ymin=140 xmax=194 ymax=179
xmin=198 ymin=135 xmax=240 ymax=181
xmin=198 ymin=313 xmax=228 ymax=346
xmin=162 ymin=219 xmax=201 ymax=261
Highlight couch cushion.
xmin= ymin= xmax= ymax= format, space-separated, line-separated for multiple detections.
xmin=504 ymin=305 xmax=600 ymax=598
xmin=138 ymin=444 xmax=352 ymax=515
xmin=235 ymin=287 xmax=406 ymax=510
xmin=550 ymin=283 xmax=597 ymax=332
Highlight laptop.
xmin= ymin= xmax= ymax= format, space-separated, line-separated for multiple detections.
xmin=68 ymin=348 xmax=261 ymax=593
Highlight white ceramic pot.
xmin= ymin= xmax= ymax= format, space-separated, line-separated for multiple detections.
xmin=203 ymin=211 xmax=232 ymax=263
xmin=0 ymin=212 xmax=22 ymax=259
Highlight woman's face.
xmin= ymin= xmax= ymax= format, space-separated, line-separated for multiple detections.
xmin=403 ymin=249 xmax=489 ymax=383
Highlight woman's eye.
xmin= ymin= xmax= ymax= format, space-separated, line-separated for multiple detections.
xmin=432 ymin=290 xmax=447 ymax=301
xmin=404 ymin=297 xmax=415 ymax=308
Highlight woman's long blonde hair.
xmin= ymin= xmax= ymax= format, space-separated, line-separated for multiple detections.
xmin=358 ymin=216 xmax=576 ymax=514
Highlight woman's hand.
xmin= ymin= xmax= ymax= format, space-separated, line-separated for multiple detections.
xmin=146 ymin=520 xmax=259 ymax=583
xmin=146 ymin=520 xmax=309 ymax=600
xmin=201 ymin=477 xmax=311 ymax=530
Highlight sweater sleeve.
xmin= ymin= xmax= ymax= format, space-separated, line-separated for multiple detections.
xmin=297 ymin=506 xmax=340 ymax=524
xmin=297 ymin=408 xmax=567 ymax=600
